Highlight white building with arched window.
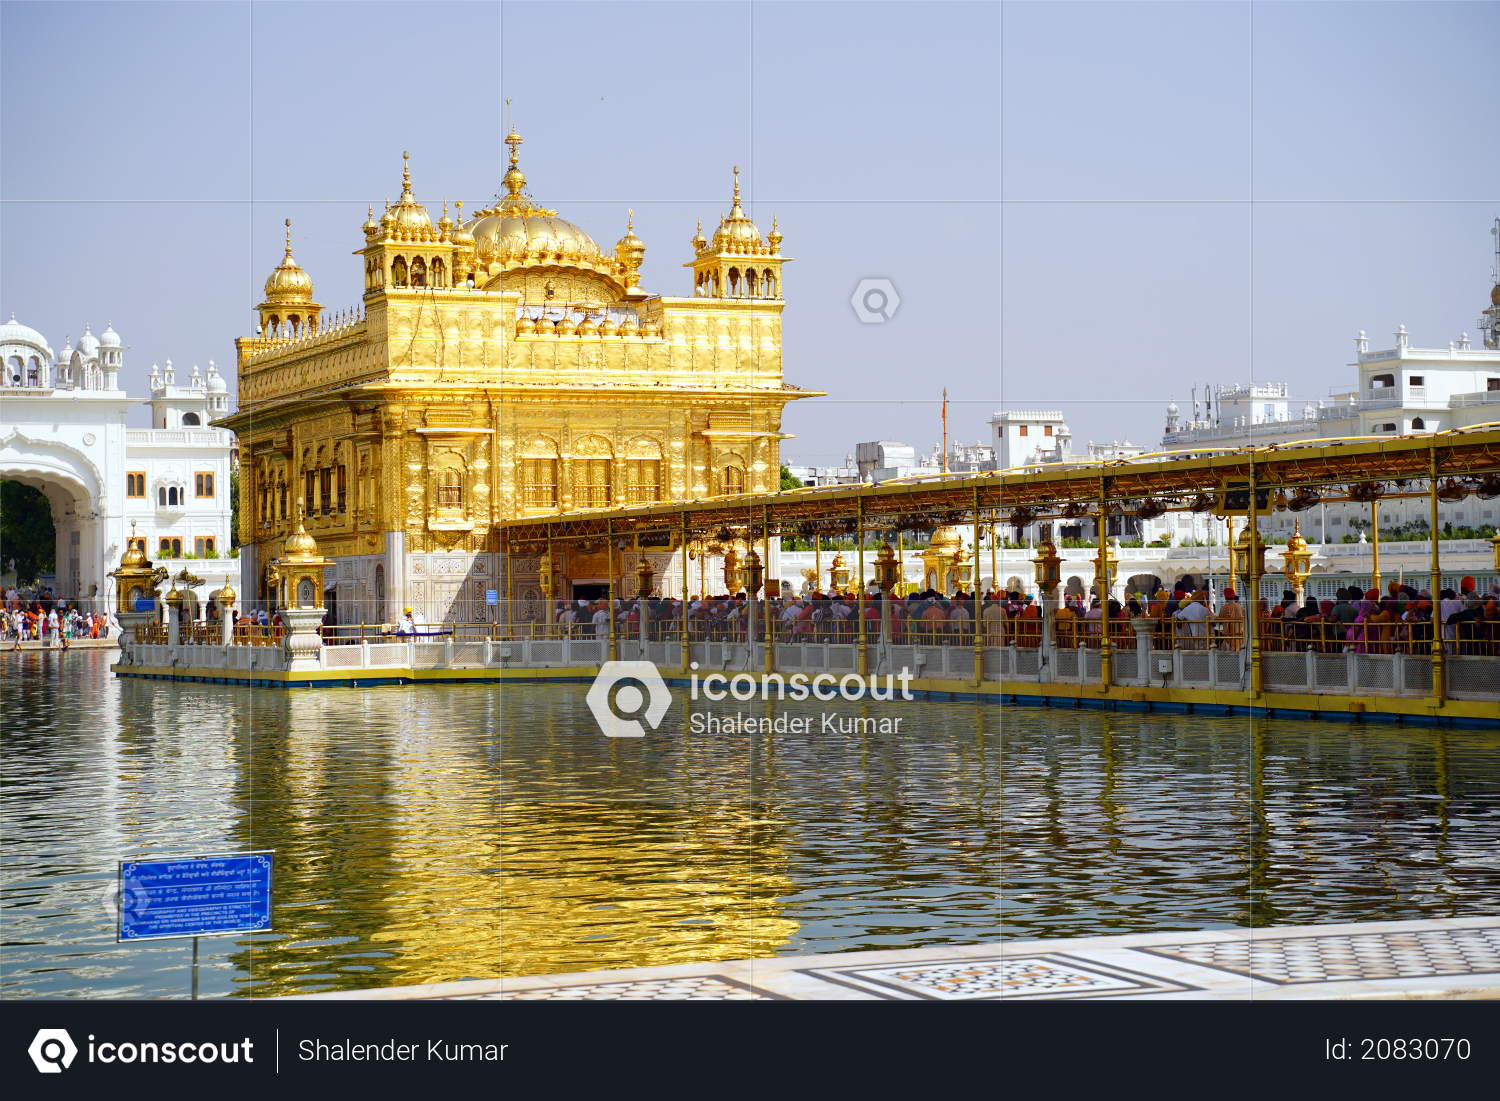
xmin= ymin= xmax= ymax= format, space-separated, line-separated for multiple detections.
xmin=0 ymin=314 xmax=238 ymax=621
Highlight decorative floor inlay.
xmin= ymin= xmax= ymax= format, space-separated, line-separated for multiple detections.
xmin=803 ymin=955 xmax=1190 ymax=1001
xmin=1141 ymin=927 xmax=1500 ymax=985
xmin=474 ymin=975 xmax=768 ymax=1001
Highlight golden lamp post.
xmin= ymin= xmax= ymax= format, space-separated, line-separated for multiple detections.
xmin=1281 ymin=519 xmax=1314 ymax=605
xmin=827 ymin=551 xmax=851 ymax=593
xmin=873 ymin=541 xmax=899 ymax=643
xmin=635 ymin=555 xmax=655 ymax=599
xmin=1230 ymin=522 xmax=1267 ymax=596
xmin=1033 ymin=535 xmax=1062 ymax=663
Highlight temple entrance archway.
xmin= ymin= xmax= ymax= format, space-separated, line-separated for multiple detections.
xmin=0 ymin=431 xmax=112 ymax=607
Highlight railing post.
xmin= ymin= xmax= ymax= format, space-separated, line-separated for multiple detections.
xmin=972 ymin=485 xmax=983 ymax=687
xmin=1133 ymin=617 xmax=1151 ymax=687
xmin=1097 ymin=473 xmax=1111 ymax=692
xmin=680 ymin=510 xmax=690 ymax=674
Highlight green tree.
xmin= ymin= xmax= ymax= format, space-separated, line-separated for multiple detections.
xmin=0 ymin=480 xmax=56 ymax=585
xmin=779 ymin=463 xmax=803 ymax=491
xmin=230 ymin=467 xmax=241 ymax=548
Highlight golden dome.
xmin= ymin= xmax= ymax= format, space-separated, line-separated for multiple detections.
xmin=690 ymin=219 xmax=707 ymax=253
xmin=929 ymin=525 xmax=963 ymax=550
xmin=218 ymin=582 xmax=237 ymax=605
xmin=711 ymin=167 xmax=765 ymax=252
xmin=615 ymin=210 xmax=645 ymax=265
xmin=577 ymin=314 xmax=598 ymax=336
xmin=361 ymin=205 xmax=378 ymax=238
xmin=120 ymin=539 xmax=147 ymax=569
xmin=282 ymin=507 xmax=320 ymax=559
xmin=449 ymin=200 xmax=474 ymax=249
xmin=386 ymin=152 xmax=435 ymax=239
xmin=264 ymin=219 xmax=315 ymax=302
xmin=459 ymin=128 xmax=623 ymax=292
xmin=556 ymin=315 xmax=577 ymax=336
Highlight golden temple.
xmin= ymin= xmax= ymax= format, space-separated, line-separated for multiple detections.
xmin=222 ymin=131 xmax=820 ymax=622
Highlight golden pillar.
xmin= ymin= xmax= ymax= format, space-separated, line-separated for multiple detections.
xmin=680 ymin=511 xmax=690 ymax=673
xmin=607 ymin=519 xmax=617 ymax=663
xmin=856 ymin=497 xmax=867 ymax=677
xmin=1428 ymin=442 xmax=1444 ymax=706
xmin=1097 ymin=473 xmax=1111 ymax=693
xmin=1370 ymin=498 xmax=1381 ymax=596
xmin=972 ymin=485 xmax=983 ymax=687
xmin=763 ymin=504 xmax=775 ymax=674
xmin=1247 ymin=462 xmax=1262 ymax=696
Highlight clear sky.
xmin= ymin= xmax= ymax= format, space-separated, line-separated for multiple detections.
xmin=2 ymin=1 xmax=1496 ymax=448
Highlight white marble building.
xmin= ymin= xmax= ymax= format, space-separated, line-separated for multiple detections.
xmin=0 ymin=315 xmax=238 ymax=621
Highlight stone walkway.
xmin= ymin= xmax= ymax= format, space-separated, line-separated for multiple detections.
xmin=283 ymin=917 xmax=1500 ymax=1001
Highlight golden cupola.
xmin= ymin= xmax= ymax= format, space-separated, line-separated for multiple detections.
xmin=687 ymin=167 xmax=788 ymax=300
xmin=458 ymin=126 xmax=629 ymax=307
xmin=614 ymin=210 xmax=647 ymax=298
xmin=257 ymin=219 xmax=322 ymax=335
xmin=357 ymin=152 xmax=459 ymax=292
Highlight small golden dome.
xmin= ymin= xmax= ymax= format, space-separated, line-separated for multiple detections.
xmin=614 ymin=210 xmax=645 ymax=267
xmin=264 ymin=219 xmax=315 ymax=302
xmin=690 ymin=219 xmax=707 ymax=253
xmin=929 ymin=526 xmax=963 ymax=550
xmin=533 ymin=316 xmax=555 ymax=336
xmin=387 ymin=151 xmax=435 ymax=238
xmin=577 ymin=314 xmax=598 ymax=336
xmin=282 ymin=507 xmax=320 ymax=558
xmin=556 ymin=315 xmax=577 ymax=336
xmin=516 ymin=314 xmax=536 ymax=335
xmin=438 ymin=201 xmax=453 ymax=238
xmin=640 ymin=318 xmax=659 ymax=337
xmin=120 ymin=541 xmax=147 ymax=568
xmin=598 ymin=316 xmax=617 ymax=337
xmin=450 ymin=200 xmax=474 ymax=249
xmin=218 ymin=582 xmax=237 ymax=605
xmin=710 ymin=167 xmax=765 ymax=251
xmin=361 ymin=205 xmax=378 ymax=237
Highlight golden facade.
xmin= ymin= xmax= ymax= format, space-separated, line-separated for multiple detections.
xmin=221 ymin=132 xmax=819 ymax=619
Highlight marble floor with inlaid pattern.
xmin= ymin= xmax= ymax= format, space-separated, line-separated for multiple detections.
xmin=282 ymin=917 xmax=1500 ymax=1002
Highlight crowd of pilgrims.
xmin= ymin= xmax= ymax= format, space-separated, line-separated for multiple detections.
xmin=3 ymin=588 xmax=107 ymax=647
xmin=543 ymin=575 xmax=1500 ymax=655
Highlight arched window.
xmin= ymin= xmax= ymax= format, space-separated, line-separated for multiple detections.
xmin=1411 ymin=417 xmax=1425 ymax=430
xmin=575 ymin=458 xmax=612 ymax=509
xmin=1370 ymin=373 xmax=1395 ymax=389
xmin=437 ymin=467 xmax=463 ymax=507
xmin=430 ymin=258 xmax=445 ymax=287
xmin=182 ymin=412 xmax=200 ymax=426
xmin=1378 ymin=422 xmax=1396 ymax=433
xmin=626 ymin=459 xmax=661 ymax=504
xmin=168 ymin=486 xmax=179 ymax=506
xmin=765 ymin=271 xmax=777 ymax=297
xmin=522 ymin=458 xmax=558 ymax=509
xmin=728 ymin=267 xmax=740 ymax=295
xmin=745 ymin=269 xmax=757 ymax=297
xmin=159 ymin=487 xmax=167 ymax=506
xmin=411 ymin=256 xmax=427 ymax=288
xmin=391 ymin=256 xmax=408 ymax=287
xmin=721 ymin=465 xmax=745 ymax=496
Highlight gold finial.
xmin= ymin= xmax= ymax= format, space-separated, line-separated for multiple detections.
xmin=505 ymin=126 xmax=523 ymax=168
xmin=402 ymin=150 xmax=411 ymax=194
xmin=627 ymin=208 xmax=634 ymax=232
xmin=733 ymin=165 xmax=740 ymax=204
xmin=284 ymin=218 xmax=292 ymax=254
xmin=455 ymin=200 xmax=463 ymax=216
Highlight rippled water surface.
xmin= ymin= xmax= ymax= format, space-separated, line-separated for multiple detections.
xmin=3 ymin=651 xmax=1497 ymax=998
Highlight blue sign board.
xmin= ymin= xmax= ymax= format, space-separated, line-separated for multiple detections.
xmin=134 ymin=598 xmax=156 ymax=612
xmin=118 ymin=851 xmax=273 ymax=941
xmin=486 ymin=589 xmax=498 ymax=606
